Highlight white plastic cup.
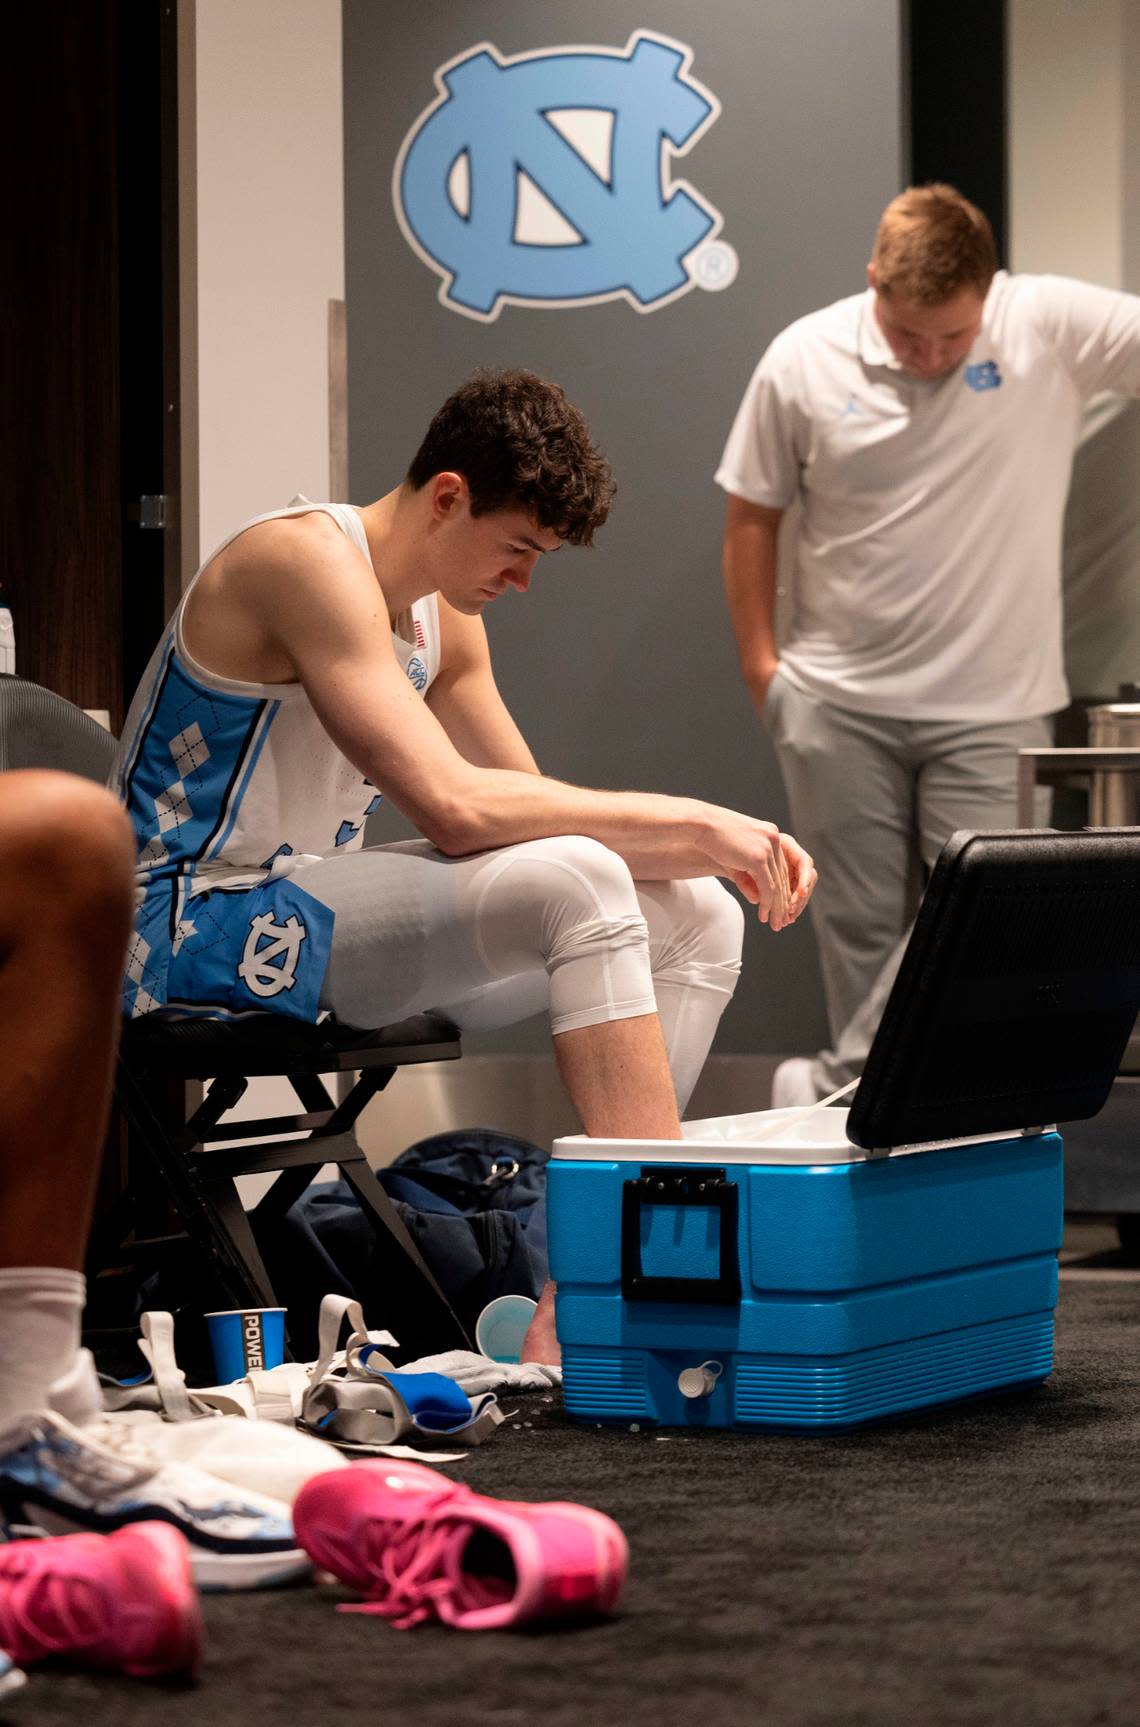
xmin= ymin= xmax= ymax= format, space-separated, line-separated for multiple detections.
xmin=475 ymin=1294 xmax=537 ymax=1364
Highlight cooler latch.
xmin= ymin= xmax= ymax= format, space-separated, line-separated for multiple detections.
xmin=620 ymin=1166 xmax=741 ymax=1306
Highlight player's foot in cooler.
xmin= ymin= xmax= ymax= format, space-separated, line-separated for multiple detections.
xmin=519 ymin=1280 xmax=560 ymax=1367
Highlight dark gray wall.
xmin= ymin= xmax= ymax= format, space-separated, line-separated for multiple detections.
xmin=343 ymin=0 xmax=902 ymax=1053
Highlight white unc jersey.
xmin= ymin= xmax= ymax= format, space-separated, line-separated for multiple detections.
xmin=114 ymin=502 xmax=439 ymax=1021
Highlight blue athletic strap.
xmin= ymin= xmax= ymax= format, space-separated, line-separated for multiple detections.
xmin=375 ymin=1370 xmax=477 ymax=1432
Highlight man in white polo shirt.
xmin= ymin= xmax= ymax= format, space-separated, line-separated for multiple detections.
xmin=717 ymin=183 xmax=1140 ymax=1104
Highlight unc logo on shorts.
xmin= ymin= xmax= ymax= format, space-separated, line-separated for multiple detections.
xmin=406 ymin=654 xmax=428 ymax=691
xmin=393 ymin=31 xmax=734 ymax=322
xmin=965 ymin=360 xmax=1002 ymax=392
xmin=237 ymin=911 xmax=307 ymax=998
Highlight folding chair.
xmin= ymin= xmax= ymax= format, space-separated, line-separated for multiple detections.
xmin=0 ymin=674 xmax=117 ymax=782
xmin=106 ymin=1009 xmax=470 ymax=1359
xmin=0 ymin=675 xmax=472 ymax=1359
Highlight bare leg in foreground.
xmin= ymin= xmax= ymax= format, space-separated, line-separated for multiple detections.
xmin=0 ymin=772 xmax=135 ymax=1433
xmin=0 ymin=773 xmax=135 ymax=1272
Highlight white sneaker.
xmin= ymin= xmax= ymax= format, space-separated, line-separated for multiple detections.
xmin=56 ymin=1350 xmax=347 ymax=1508
xmin=0 ymin=1411 xmax=308 ymax=1592
xmin=770 ymin=1056 xmax=820 ymax=1109
xmin=112 ymin=1410 xmax=347 ymax=1505
xmin=0 ymin=1650 xmax=27 ymax=1700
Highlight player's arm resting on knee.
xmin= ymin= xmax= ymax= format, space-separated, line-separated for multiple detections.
xmin=723 ymin=496 xmax=783 ymax=715
xmin=423 ymin=599 xmax=807 ymax=922
xmin=258 ymin=529 xmax=815 ymax=930
xmin=424 ymin=599 xmax=540 ymax=773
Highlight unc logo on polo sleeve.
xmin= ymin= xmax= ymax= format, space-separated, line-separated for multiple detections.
xmin=965 ymin=360 xmax=1002 ymax=392
xmin=393 ymin=31 xmax=735 ymax=321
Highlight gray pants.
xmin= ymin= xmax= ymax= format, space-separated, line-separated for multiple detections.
xmin=763 ymin=670 xmax=1053 ymax=1091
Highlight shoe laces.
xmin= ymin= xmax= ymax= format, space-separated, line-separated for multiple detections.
xmin=338 ymin=1503 xmax=509 ymax=1629
xmin=0 ymin=1545 xmax=106 ymax=1659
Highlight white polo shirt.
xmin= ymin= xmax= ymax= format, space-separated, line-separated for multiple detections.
xmin=716 ymin=272 xmax=1140 ymax=721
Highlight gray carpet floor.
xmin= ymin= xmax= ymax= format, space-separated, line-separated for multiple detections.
xmin=8 ymin=1220 xmax=1140 ymax=1727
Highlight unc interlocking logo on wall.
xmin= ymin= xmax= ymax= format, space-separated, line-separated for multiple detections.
xmin=393 ymin=31 xmax=737 ymax=322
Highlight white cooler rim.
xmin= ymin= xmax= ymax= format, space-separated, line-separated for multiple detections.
xmin=551 ymin=1108 xmax=1056 ymax=1165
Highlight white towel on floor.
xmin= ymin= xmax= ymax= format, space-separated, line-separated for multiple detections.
xmin=399 ymin=1351 xmax=562 ymax=1394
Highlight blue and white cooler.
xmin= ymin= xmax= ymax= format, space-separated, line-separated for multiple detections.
xmin=549 ymin=828 xmax=1140 ymax=1431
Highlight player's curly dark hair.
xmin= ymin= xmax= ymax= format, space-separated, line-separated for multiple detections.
xmin=406 ymin=368 xmax=615 ymax=546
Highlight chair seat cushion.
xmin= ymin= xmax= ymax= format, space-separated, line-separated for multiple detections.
xmin=121 ymin=1011 xmax=461 ymax=1079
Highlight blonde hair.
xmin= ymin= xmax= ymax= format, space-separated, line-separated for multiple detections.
xmin=871 ymin=184 xmax=997 ymax=304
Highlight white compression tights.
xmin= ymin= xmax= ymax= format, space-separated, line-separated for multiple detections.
xmin=293 ymin=834 xmax=745 ymax=1114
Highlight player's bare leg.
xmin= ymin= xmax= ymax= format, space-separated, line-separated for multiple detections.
xmin=521 ymin=1013 xmax=683 ymax=1364
xmin=0 ymin=772 xmax=135 ymax=1271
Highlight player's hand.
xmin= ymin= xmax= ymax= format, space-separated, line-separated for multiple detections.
xmin=778 ymin=831 xmax=816 ymax=921
xmin=712 ymin=814 xmax=813 ymax=931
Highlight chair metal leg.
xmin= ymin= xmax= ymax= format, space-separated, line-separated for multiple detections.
xmin=245 ymin=1151 xmax=472 ymax=1357
xmin=192 ymin=1178 xmax=279 ymax=1311
xmin=112 ymin=1060 xmax=266 ymax=1312
xmin=112 ymin=1037 xmax=474 ymax=1363
xmin=289 ymin=1066 xmax=473 ymax=1354
xmin=249 ymin=1164 xmax=319 ymax=1228
xmin=339 ymin=1158 xmax=472 ymax=1356
xmin=288 ymin=1072 xmax=339 ymax=1115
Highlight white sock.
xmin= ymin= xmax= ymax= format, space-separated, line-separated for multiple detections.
xmin=0 ymin=1267 xmax=86 ymax=1441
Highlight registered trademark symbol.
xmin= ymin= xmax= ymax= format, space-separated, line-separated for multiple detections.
xmin=688 ymin=238 xmax=738 ymax=291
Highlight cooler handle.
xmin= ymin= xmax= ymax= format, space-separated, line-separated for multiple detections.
xmin=620 ymin=1166 xmax=741 ymax=1305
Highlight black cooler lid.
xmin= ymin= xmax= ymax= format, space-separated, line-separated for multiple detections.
xmin=845 ymin=828 xmax=1140 ymax=1151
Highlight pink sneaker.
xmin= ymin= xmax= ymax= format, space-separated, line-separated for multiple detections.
xmin=294 ymin=1461 xmax=627 ymax=1630
xmin=0 ymin=1522 xmax=202 ymax=1677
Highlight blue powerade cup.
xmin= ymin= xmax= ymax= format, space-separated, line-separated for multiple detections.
xmin=204 ymin=1307 xmax=287 ymax=1383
